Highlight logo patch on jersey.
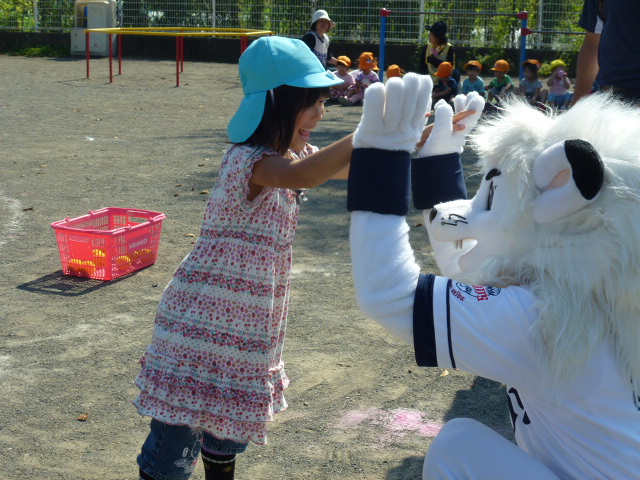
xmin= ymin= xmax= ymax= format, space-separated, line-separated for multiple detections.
xmin=453 ymin=282 xmax=501 ymax=302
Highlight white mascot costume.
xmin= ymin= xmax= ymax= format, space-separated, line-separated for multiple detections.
xmin=348 ymin=73 xmax=640 ymax=479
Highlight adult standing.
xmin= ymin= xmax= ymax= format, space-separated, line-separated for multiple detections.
xmin=419 ymin=20 xmax=460 ymax=85
xmin=301 ymin=9 xmax=337 ymax=69
xmin=572 ymin=0 xmax=640 ymax=104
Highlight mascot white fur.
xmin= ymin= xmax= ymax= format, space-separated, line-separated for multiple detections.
xmin=347 ymin=73 xmax=640 ymax=479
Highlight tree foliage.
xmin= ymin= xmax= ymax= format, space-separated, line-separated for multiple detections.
xmin=0 ymin=0 xmax=35 ymax=29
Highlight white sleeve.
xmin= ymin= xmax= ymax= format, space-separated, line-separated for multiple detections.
xmin=350 ymin=211 xmax=420 ymax=344
xmin=416 ymin=276 xmax=541 ymax=387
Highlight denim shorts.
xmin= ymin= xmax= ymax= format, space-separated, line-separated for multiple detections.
xmin=137 ymin=419 xmax=248 ymax=480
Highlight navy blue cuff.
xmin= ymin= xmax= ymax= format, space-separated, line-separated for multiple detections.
xmin=347 ymin=148 xmax=411 ymax=216
xmin=411 ymin=153 xmax=467 ymax=210
xmin=414 ymin=273 xmax=438 ymax=367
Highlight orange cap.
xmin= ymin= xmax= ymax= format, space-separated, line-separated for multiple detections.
xmin=522 ymin=59 xmax=541 ymax=70
xmin=463 ymin=60 xmax=482 ymax=73
xmin=386 ymin=64 xmax=404 ymax=78
xmin=435 ymin=61 xmax=453 ymax=78
xmin=491 ymin=60 xmax=510 ymax=72
xmin=336 ymin=55 xmax=352 ymax=67
xmin=358 ymin=52 xmax=376 ymax=70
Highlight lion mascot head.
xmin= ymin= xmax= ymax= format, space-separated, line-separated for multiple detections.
xmin=426 ymin=93 xmax=640 ymax=387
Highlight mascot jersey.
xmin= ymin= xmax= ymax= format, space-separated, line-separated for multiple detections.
xmin=414 ymin=274 xmax=638 ymax=479
xmin=347 ymin=93 xmax=640 ymax=478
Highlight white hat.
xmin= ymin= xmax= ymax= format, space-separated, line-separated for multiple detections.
xmin=311 ymin=9 xmax=332 ymax=27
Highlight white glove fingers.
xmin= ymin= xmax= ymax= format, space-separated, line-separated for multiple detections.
xmin=400 ymin=74 xmax=422 ymax=130
xmin=359 ymin=82 xmax=386 ymax=137
xmin=453 ymin=94 xmax=467 ymax=115
xmin=431 ymin=100 xmax=454 ymax=139
xmin=411 ymin=74 xmax=433 ymax=129
xmin=383 ymin=77 xmax=406 ymax=133
xmin=456 ymin=93 xmax=485 ymax=130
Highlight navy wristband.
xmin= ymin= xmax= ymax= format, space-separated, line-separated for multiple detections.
xmin=347 ymin=148 xmax=411 ymax=216
xmin=412 ymin=153 xmax=467 ymax=210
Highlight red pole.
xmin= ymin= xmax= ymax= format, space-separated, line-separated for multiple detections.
xmin=118 ymin=34 xmax=122 ymax=75
xmin=109 ymin=33 xmax=113 ymax=83
xmin=180 ymin=36 xmax=184 ymax=73
xmin=240 ymin=35 xmax=248 ymax=53
xmin=86 ymin=31 xmax=91 ymax=78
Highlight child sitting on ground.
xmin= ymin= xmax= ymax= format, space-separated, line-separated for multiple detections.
xmin=329 ymin=56 xmax=355 ymax=101
xmin=461 ymin=60 xmax=485 ymax=97
xmin=339 ymin=52 xmax=380 ymax=106
xmin=431 ymin=61 xmax=458 ymax=105
xmin=518 ymin=59 xmax=548 ymax=107
xmin=547 ymin=59 xmax=573 ymax=110
xmin=486 ymin=59 xmax=514 ymax=104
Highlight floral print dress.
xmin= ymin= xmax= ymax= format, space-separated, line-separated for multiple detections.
xmin=134 ymin=143 xmax=316 ymax=445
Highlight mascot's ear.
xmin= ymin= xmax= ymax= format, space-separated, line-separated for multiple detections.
xmin=532 ymin=139 xmax=604 ymax=224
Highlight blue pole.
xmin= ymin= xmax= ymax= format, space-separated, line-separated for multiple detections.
xmin=379 ymin=10 xmax=387 ymax=82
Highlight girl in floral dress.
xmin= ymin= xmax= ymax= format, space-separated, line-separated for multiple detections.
xmin=134 ymin=36 xmax=352 ymax=480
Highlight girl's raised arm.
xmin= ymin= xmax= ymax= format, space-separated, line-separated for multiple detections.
xmin=250 ymin=134 xmax=354 ymax=191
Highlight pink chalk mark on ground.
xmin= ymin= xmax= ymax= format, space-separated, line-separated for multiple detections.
xmin=389 ymin=409 xmax=442 ymax=437
xmin=338 ymin=408 xmax=442 ymax=447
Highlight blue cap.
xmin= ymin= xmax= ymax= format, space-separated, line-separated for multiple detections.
xmin=227 ymin=36 xmax=343 ymax=143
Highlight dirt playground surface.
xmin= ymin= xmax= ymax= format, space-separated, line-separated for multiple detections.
xmin=0 ymin=55 xmax=513 ymax=480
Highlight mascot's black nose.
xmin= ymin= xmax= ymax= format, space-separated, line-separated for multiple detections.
xmin=429 ymin=208 xmax=437 ymax=223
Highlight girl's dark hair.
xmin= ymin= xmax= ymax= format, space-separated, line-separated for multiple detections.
xmin=243 ymin=84 xmax=329 ymax=155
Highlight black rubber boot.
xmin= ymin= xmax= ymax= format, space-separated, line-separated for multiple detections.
xmin=201 ymin=452 xmax=236 ymax=480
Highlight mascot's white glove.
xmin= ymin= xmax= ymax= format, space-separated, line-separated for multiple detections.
xmin=418 ymin=91 xmax=485 ymax=157
xmin=353 ymin=73 xmax=433 ymax=152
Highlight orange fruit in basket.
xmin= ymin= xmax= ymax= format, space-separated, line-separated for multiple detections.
xmin=80 ymin=261 xmax=96 ymax=277
xmin=67 ymin=259 xmax=95 ymax=277
xmin=138 ymin=248 xmax=155 ymax=264
xmin=68 ymin=258 xmax=83 ymax=275
xmin=129 ymin=250 xmax=140 ymax=263
xmin=92 ymin=248 xmax=106 ymax=267
xmin=115 ymin=255 xmax=132 ymax=272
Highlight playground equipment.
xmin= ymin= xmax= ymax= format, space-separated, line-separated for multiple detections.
xmin=71 ymin=0 xmax=117 ymax=56
xmin=83 ymin=27 xmax=273 ymax=86
xmin=379 ymin=9 xmax=530 ymax=82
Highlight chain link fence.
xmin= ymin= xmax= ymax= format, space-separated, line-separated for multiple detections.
xmin=2 ymin=0 xmax=584 ymax=50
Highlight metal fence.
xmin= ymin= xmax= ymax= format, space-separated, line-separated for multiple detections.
xmin=2 ymin=0 xmax=585 ymax=50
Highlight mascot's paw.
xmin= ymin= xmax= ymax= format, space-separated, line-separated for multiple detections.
xmin=418 ymin=92 xmax=485 ymax=157
xmin=353 ymin=73 xmax=433 ymax=152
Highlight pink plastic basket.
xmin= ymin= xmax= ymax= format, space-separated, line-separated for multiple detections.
xmin=51 ymin=207 xmax=166 ymax=281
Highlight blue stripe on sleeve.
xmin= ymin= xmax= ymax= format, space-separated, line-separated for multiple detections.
xmin=445 ymin=279 xmax=456 ymax=369
xmin=413 ymin=273 xmax=438 ymax=366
